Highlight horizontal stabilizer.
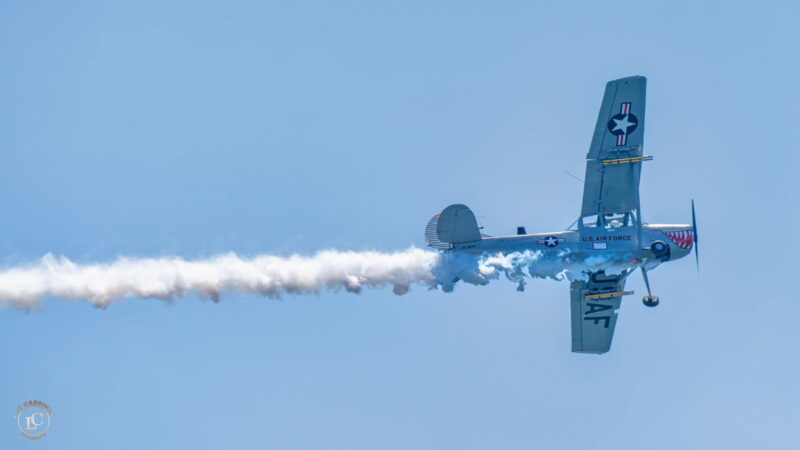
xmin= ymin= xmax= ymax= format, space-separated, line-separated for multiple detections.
xmin=425 ymin=204 xmax=482 ymax=249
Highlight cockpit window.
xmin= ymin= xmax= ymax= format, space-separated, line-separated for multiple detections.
xmin=580 ymin=211 xmax=637 ymax=230
xmin=581 ymin=215 xmax=598 ymax=228
xmin=603 ymin=212 xmax=629 ymax=229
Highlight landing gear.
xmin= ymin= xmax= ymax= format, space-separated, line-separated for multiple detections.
xmin=640 ymin=267 xmax=659 ymax=307
xmin=642 ymin=295 xmax=660 ymax=307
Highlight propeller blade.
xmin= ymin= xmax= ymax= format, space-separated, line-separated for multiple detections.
xmin=692 ymin=199 xmax=699 ymax=273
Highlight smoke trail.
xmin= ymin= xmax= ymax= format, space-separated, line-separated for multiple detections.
xmin=0 ymin=249 xmax=442 ymax=309
xmin=0 ymin=247 xmax=640 ymax=309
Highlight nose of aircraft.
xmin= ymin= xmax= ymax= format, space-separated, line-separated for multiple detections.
xmin=659 ymin=226 xmax=694 ymax=261
xmin=662 ymin=227 xmax=694 ymax=250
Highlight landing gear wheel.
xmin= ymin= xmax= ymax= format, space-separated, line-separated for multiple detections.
xmin=643 ymin=295 xmax=660 ymax=307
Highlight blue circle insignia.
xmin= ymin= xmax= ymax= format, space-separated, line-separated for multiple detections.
xmin=607 ymin=113 xmax=639 ymax=136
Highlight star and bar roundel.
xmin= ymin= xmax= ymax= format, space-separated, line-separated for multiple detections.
xmin=538 ymin=235 xmax=566 ymax=248
xmin=607 ymin=102 xmax=638 ymax=146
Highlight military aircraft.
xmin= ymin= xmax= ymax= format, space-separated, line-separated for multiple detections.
xmin=424 ymin=76 xmax=698 ymax=354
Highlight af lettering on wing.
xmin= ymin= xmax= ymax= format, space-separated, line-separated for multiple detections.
xmin=584 ymin=302 xmax=614 ymax=328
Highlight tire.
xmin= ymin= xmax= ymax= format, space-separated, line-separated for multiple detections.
xmin=643 ymin=295 xmax=660 ymax=307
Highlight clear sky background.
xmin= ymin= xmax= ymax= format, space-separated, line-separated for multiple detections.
xmin=1 ymin=1 xmax=799 ymax=448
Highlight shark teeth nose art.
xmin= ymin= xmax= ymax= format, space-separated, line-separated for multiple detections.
xmin=662 ymin=230 xmax=694 ymax=249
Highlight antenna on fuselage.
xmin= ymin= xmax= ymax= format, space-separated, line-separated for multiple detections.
xmin=561 ymin=170 xmax=584 ymax=184
xmin=561 ymin=170 xmax=583 ymax=230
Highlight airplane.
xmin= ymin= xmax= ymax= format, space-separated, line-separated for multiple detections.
xmin=424 ymin=76 xmax=698 ymax=354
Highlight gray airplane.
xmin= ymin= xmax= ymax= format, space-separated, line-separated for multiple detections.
xmin=424 ymin=76 xmax=698 ymax=354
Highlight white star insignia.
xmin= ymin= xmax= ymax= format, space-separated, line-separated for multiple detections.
xmin=612 ymin=115 xmax=635 ymax=134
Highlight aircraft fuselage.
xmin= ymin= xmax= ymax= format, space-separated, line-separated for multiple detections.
xmin=448 ymin=224 xmax=694 ymax=277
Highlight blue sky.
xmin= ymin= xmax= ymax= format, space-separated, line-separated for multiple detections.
xmin=1 ymin=1 xmax=799 ymax=448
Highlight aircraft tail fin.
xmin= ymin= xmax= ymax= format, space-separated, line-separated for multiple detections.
xmin=587 ymin=75 xmax=646 ymax=159
xmin=425 ymin=204 xmax=482 ymax=250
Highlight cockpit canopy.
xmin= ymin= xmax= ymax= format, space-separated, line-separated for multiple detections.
xmin=580 ymin=210 xmax=638 ymax=230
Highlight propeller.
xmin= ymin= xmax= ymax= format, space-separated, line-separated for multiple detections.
xmin=691 ymin=199 xmax=700 ymax=273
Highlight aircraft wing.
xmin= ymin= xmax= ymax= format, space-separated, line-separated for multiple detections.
xmin=581 ymin=76 xmax=647 ymax=217
xmin=570 ymin=273 xmax=630 ymax=354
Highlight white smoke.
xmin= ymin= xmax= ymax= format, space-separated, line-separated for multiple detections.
xmin=0 ymin=249 xmax=439 ymax=309
xmin=0 ymin=247 xmax=642 ymax=309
